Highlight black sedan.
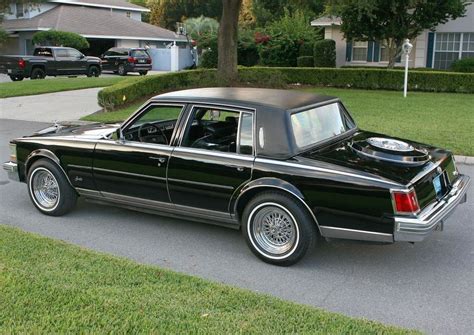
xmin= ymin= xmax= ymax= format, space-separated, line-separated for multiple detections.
xmin=3 ymin=88 xmax=470 ymax=265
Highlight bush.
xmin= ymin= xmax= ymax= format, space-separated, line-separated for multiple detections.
xmin=258 ymin=36 xmax=299 ymax=67
xmin=299 ymin=42 xmax=314 ymax=57
xmin=314 ymin=39 xmax=336 ymax=68
xmin=32 ymin=30 xmax=90 ymax=50
xmin=451 ymin=58 xmax=474 ymax=73
xmin=297 ymin=56 xmax=314 ymax=67
xmin=99 ymin=67 xmax=474 ymax=110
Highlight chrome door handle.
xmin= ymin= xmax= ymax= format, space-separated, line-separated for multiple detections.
xmin=226 ymin=164 xmax=245 ymax=172
xmin=149 ymin=156 xmax=167 ymax=163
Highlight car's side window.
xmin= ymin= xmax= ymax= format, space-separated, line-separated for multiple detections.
xmin=67 ymin=49 xmax=82 ymax=58
xmin=122 ymin=105 xmax=183 ymax=145
xmin=55 ymin=49 xmax=69 ymax=58
xmin=181 ymin=107 xmax=253 ymax=155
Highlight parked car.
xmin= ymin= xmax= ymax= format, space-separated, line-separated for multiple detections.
xmin=0 ymin=46 xmax=101 ymax=81
xmin=100 ymin=47 xmax=152 ymax=76
xmin=3 ymin=88 xmax=470 ymax=265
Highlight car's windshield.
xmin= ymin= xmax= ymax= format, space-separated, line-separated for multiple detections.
xmin=291 ymin=103 xmax=355 ymax=148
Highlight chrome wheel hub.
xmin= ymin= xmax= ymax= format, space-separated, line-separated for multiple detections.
xmin=252 ymin=205 xmax=297 ymax=255
xmin=32 ymin=169 xmax=59 ymax=210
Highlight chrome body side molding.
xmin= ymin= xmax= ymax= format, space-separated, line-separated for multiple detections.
xmin=319 ymin=226 xmax=394 ymax=243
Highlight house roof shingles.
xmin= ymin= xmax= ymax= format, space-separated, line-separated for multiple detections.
xmin=310 ymin=16 xmax=342 ymax=27
xmin=50 ymin=0 xmax=149 ymax=12
xmin=3 ymin=5 xmax=186 ymax=41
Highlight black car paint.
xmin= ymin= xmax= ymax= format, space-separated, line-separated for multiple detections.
xmin=100 ymin=48 xmax=152 ymax=74
xmin=10 ymin=88 xmax=459 ymax=241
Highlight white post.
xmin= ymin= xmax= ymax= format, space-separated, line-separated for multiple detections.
xmin=170 ymin=42 xmax=179 ymax=72
xmin=402 ymin=39 xmax=413 ymax=98
xmin=403 ymin=53 xmax=409 ymax=98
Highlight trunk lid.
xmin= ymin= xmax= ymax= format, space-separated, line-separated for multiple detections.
xmin=298 ymin=131 xmax=457 ymax=210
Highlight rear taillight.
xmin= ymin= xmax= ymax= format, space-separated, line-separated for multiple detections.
xmin=18 ymin=59 xmax=26 ymax=69
xmin=391 ymin=189 xmax=420 ymax=214
xmin=127 ymin=56 xmax=136 ymax=64
xmin=147 ymin=58 xmax=152 ymax=64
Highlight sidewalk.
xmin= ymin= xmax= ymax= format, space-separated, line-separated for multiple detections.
xmin=454 ymin=155 xmax=474 ymax=166
xmin=0 ymin=87 xmax=101 ymax=122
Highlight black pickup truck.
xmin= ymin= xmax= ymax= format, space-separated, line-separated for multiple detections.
xmin=0 ymin=46 xmax=102 ymax=81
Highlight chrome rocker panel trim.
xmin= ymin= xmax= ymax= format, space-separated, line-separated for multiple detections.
xmin=394 ymin=175 xmax=470 ymax=242
xmin=319 ymin=226 xmax=394 ymax=243
xmin=3 ymin=161 xmax=19 ymax=182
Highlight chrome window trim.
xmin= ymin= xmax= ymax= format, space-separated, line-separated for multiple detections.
xmin=255 ymin=158 xmax=401 ymax=187
xmin=96 ymin=139 xmax=174 ymax=152
xmin=173 ymin=147 xmax=254 ymax=162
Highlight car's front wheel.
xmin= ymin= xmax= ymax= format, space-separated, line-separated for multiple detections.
xmin=27 ymin=159 xmax=77 ymax=216
xmin=242 ymin=191 xmax=316 ymax=266
xmin=118 ymin=64 xmax=127 ymax=76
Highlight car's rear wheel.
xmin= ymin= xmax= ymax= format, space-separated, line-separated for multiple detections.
xmin=27 ymin=159 xmax=77 ymax=216
xmin=9 ymin=75 xmax=24 ymax=81
xmin=30 ymin=67 xmax=46 ymax=80
xmin=118 ymin=64 xmax=127 ymax=76
xmin=139 ymin=71 xmax=148 ymax=76
xmin=87 ymin=65 xmax=100 ymax=77
xmin=242 ymin=191 xmax=316 ymax=266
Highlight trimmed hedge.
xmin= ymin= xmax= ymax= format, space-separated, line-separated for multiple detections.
xmin=98 ymin=67 xmax=474 ymax=110
xmin=451 ymin=58 xmax=474 ymax=73
xmin=314 ymin=40 xmax=336 ymax=68
xmin=297 ymin=56 xmax=314 ymax=67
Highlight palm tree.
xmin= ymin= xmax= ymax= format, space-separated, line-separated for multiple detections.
xmin=184 ymin=15 xmax=219 ymax=39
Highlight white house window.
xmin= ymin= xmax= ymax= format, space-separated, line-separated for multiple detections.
xmin=16 ymin=3 xmax=24 ymax=18
xmin=433 ymin=32 xmax=474 ymax=69
xmin=379 ymin=42 xmax=389 ymax=62
xmin=462 ymin=33 xmax=474 ymax=59
xmin=352 ymin=41 xmax=368 ymax=61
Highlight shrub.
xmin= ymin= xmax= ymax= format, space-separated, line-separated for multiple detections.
xmin=299 ymin=42 xmax=314 ymax=57
xmin=32 ymin=30 xmax=90 ymax=50
xmin=99 ymin=67 xmax=474 ymax=110
xmin=451 ymin=58 xmax=474 ymax=73
xmin=297 ymin=56 xmax=314 ymax=67
xmin=314 ymin=39 xmax=336 ymax=68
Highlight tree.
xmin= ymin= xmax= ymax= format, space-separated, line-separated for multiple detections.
xmin=252 ymin=0 xmax=324 ymax=26
xmin=184 ymin=15 xmax=219 ymax=40
xmin=217 ymin=0 xmax=242 ymax=85
xmin=32 ymin=30 xmax=90 ymax=50
xmin=330 ymin=0 xmax=468 ymax=67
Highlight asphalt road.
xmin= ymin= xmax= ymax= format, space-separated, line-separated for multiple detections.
xmin=1 ymin=119 xmax=473 ymax=334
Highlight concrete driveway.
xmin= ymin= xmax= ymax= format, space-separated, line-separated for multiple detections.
xmin=1 ymin=119 xmax=473 ymax=335
xmin=0 ymin=87 xmax=101 ymax=122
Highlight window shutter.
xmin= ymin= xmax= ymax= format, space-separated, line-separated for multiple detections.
xmin=346 ymin=41 xmax=352 ymax=61
xmin=426 ymin=32 xmax=435 ymax=68
xmin=367 ymin=41 xmax=374 ymax=62
xmin=373 ymin=41 xmax=380 ymax=62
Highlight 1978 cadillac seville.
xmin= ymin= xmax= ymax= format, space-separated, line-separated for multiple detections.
xmin=3 ymin=88 xmax=470 ymax=265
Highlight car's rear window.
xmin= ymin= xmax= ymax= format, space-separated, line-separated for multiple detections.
xmin=131 ymin=50 xmax=149 ymax=58
xmin=291 ymin=103 xmax=354 ymax=148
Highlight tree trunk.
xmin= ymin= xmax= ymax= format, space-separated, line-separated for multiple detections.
xmin=217 ymin=0 xmax=242 ymax=86
xmin=387 ymin=38 xmax=397 ymax=68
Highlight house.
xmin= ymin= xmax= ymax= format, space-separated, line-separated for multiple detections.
xmin=1 ymin=0 xmax=193 ymax=71
xmin=311 ymin=2 xmax=474 ymax=70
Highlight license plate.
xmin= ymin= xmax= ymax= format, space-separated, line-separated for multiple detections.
xmin=433 ymin=173 xmax=447 ymax=198
xmin=7 ymin=69 xmax=12 ymax=73
xmin=138 ymin=59 xmax=146 ymax=63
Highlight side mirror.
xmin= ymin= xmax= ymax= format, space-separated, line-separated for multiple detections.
xmin=80 ymin=54 xmax=85 ymax=59
xmin=114 ymin=128 xmax=124 ymax=142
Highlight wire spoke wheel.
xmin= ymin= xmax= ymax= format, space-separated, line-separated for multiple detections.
xmin=31 ymin=168 xmax=60 ymax=210
xmin=252 ymin=204 xmax=297 ymax=255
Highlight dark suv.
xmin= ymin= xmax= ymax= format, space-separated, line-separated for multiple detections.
xmin=100 ymin=48 xmax=152 ymax=76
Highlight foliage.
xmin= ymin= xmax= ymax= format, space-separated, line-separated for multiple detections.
xmin=450 ymin=57 xmax=474 ymax=73
xmin=32 ymin=30 xmax=90 ymax=50
xmin=299 ymin=41 xmax=314 ymax=57
xmin=198 ymin=32 xmax=218 ymax=68
xmin=313 ymin=39 xmax=336 ymax=67
xmin=98 ymin=67 xmax=474 ymax=110
xmin=256 ymin=9 xmax=321 ymax=67
xmin=148 ymin=0 xmax=222 ymax=30
xmin=0 ymin=28 xmax=8 ymax=44
xmin=252 ymin=0 xmax=324 ymax=27
xmin=329 ymin=0 xmax=468 ymax=67
xmin=184 ymin=15 xmax=219 ymax=40
xmin=239 ymin=0 xmax=256 ymax=27
xmin=297 ymin=56 xmax=314 ymax=67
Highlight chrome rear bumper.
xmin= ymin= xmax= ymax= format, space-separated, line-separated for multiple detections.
xmin=2 ymin=161 xmax=19 ymax=182
xmin=394 ymin=175 xmax=470 ymax=242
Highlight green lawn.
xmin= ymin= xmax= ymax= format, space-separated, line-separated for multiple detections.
xmin=0 ymin=76 xmax=130 ymax=98
xmin=0 ymin=225 xmax=417 ymax=334
xmin=83 ymin=88 xmax=474 ymax=156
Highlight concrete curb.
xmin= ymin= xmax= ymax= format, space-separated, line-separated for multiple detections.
xmin=454 ymin=155 xmax=474 ymax=166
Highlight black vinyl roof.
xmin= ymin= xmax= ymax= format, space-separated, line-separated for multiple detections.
xmin=153 ymin=88 xmax=337 ymax=112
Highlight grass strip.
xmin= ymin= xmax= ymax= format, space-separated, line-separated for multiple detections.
xmin=0 ymin=225 xmax=418 ymax=334
xmin=0 ymin=76 xmax=130 ymax=98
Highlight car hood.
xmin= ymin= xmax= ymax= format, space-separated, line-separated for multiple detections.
xmin=295 ymin=131 xmax=452 ymax=186
xmin=28 ymin=122 xmax=120 ymax=140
